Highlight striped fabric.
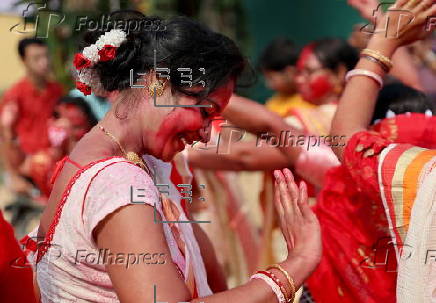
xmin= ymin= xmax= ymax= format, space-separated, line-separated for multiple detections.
xmin=378 ymin=144 xmax=436 ymax=259
xmin=378 ymin=144 xmax=436 ymax=303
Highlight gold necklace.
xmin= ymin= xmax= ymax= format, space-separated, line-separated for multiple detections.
xmin=98 ymin=125 xmax=153 ymax=177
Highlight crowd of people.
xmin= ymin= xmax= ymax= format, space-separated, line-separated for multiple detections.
xmin=0 ymin=0 xmax=435 ymax=302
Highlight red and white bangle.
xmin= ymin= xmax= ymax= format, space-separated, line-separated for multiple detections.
xmin=257 ymin=270 xmax=289 ymax=302
xmin=250 ymin=272 xmax=286 ymax=303
xmin=345 ymin=68 xmax=384 ymax=88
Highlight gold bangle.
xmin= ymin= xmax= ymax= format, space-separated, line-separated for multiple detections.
xmin=360 ymin=54 xmax=390 ymax=73
xmin=361 ymin=49 xmax=393 ymax=69
xmin=267 ymin=264 xmax=296 ymax=302
xmin=361 ymin=49 xmax=393 ymax=70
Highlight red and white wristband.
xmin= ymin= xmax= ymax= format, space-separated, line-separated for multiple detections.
xmin=250 ymin=272 xmax=287 ymax=303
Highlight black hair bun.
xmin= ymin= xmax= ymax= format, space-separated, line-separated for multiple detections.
xmin=79 ymin=11 xmax=245 ymax=97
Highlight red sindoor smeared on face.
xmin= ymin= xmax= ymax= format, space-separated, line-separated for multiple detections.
xmin=149 ymin=80 xmax=234 ymax=161
xmin=305 ymin=74 xmax=333 ymax=102
xmin=297 ymin=44 xmax=315 ymax=71
xmin=59 ymin=104 xmax=90 ymax=140
xmin=158 ymin=108 xmax=204 ymax=158
xmin=297 ymin=44 xmax=334 ymax=103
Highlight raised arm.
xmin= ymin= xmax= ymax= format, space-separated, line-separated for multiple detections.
xmin=222 ymin=94 xmax=291 ymax=136
xmin=186 ymin=94 xmax=303 ymax=171
xmin=332 ymin=0 xmax=435 ymax=160
xmin=222 ymin=94 xmax=303 ymax=162
xmin=189 ymin=94 xmax=339 ymax=186
xmin=187 ymin=142 xmax=290 ymax=171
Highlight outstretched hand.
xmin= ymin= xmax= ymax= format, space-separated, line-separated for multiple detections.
xmin=376 ymin=0 xmax=436 ymax=48
xmin=273 ymin=169 xmax=322 ymax=268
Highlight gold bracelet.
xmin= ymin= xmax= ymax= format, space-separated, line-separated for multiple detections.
xmin=360 ymin=54 xmax=390 ymax=73
xmin=267 ymin=264 xmax=296 ymax=302
xmin=361 ymin=49 xmax=393 ymax=70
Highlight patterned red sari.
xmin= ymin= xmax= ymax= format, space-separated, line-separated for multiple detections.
xmin=306 ymin=164 xmax=397 ymax=303
xmin=307 ymin=113 xmax=436 ymax=303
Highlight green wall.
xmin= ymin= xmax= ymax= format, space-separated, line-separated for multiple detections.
xmin=241 ymin=0 xmax=363 ymax=102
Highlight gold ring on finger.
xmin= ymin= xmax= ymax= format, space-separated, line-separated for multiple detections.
xmin=405 ymin=0 xmax=419 ymax=9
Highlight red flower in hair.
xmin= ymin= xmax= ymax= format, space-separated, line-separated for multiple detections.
xmin=76 ymin=81 xmax=91 ymax=96
xmin=73 ymin=53 xmax=91 ymax=70
xmin=98 ymin=45 xmax=117 ymax=62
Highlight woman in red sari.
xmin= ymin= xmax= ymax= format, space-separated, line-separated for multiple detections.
xmin=327 ymin=0 xmax=436 ymax=301
xmin=307 ymin=83 xmax=435 ymax=303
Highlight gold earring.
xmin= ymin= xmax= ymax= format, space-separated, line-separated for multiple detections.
xmin=148 ymin=80 xmax=166 ymax=97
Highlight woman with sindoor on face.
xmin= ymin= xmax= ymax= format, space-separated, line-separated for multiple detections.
xmin=23 ymin=11 xmax=322 ymax=303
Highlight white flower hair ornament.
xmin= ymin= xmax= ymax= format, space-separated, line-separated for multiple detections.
xmin=73 ymin=29 xmax=127 ymax=95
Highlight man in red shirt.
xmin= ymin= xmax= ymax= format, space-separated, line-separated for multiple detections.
xmin=1 ymin=38 xmax=63 ymax=195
